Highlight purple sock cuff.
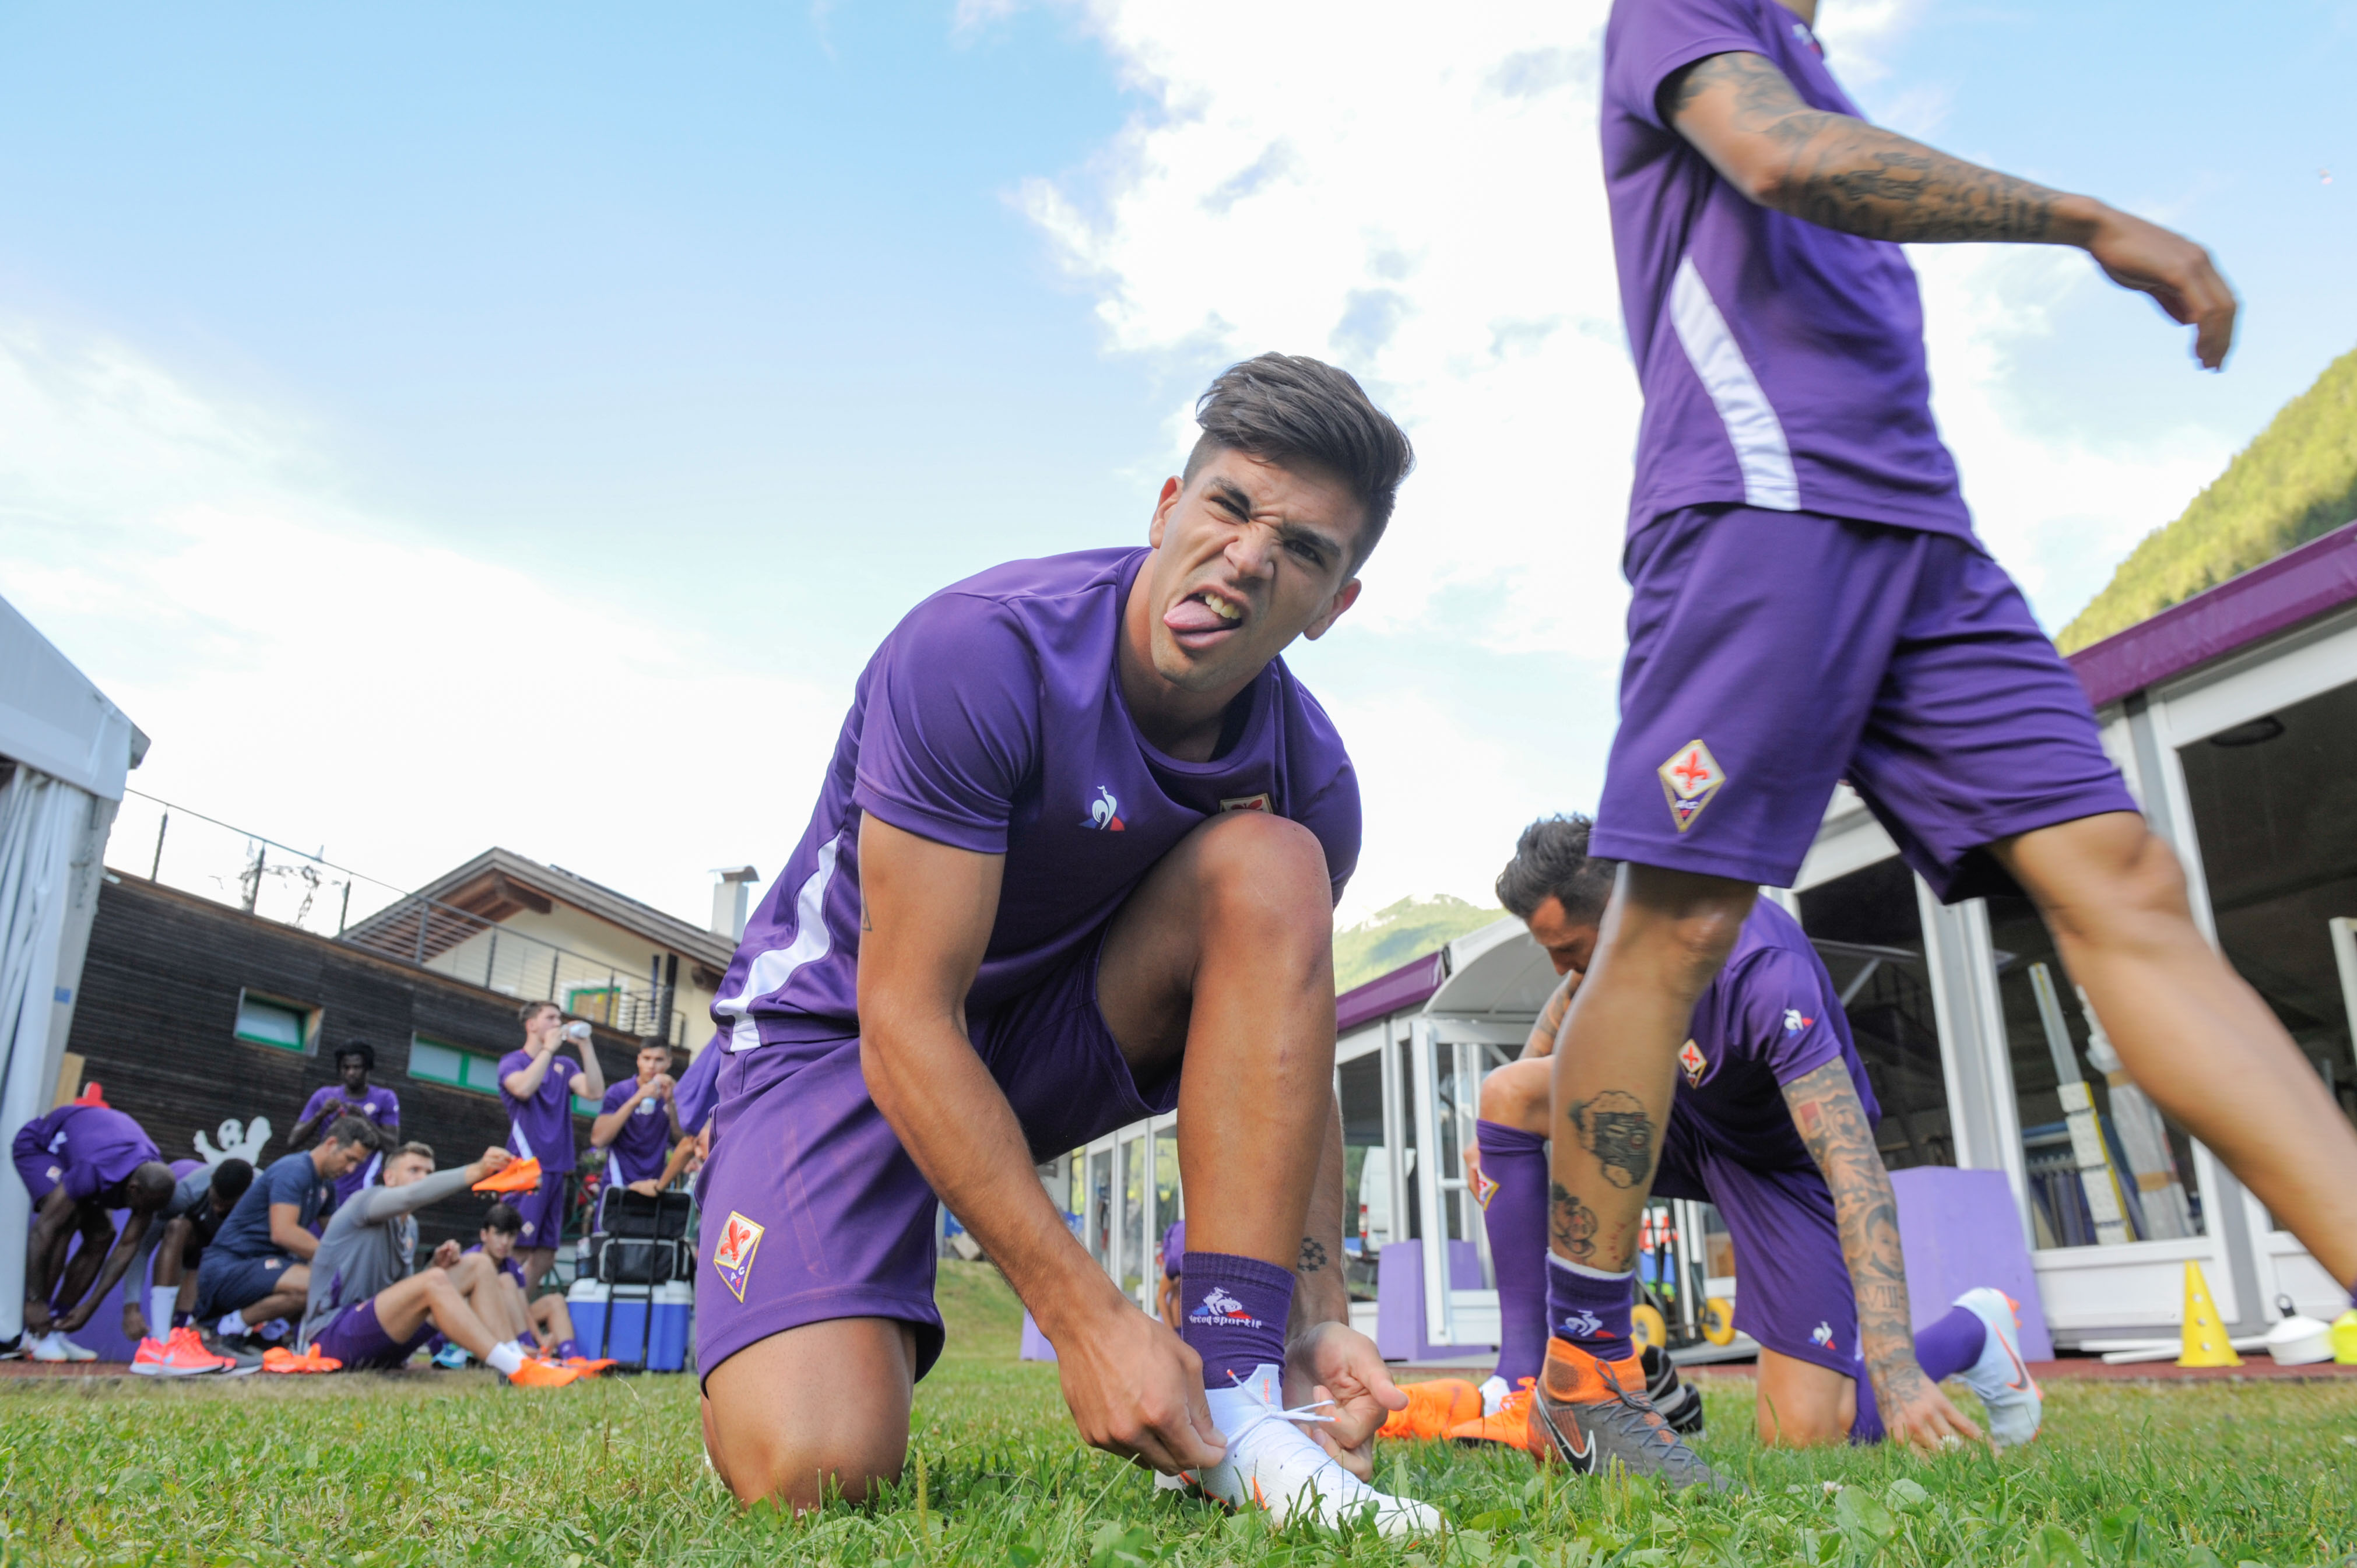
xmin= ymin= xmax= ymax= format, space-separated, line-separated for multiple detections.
xmin=1178 ymin=1250 xmax=1293 ymax=1386
xmin=1476 ymin=1119 xmax=1547 ymax=1155
xmin=1545 ymin=1253 xmax=1637 ymax=1362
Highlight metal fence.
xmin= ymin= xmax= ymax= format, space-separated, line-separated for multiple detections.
xmin=105 ymin=790 xmax=687 ymax=1046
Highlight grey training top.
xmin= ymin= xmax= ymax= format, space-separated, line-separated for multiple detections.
xmin=296 ymin=1165 xmax=479 ymax=1349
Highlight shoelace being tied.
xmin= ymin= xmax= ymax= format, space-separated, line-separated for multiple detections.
xmin=1216 ymin=1371 xmax=1372 ymax=1504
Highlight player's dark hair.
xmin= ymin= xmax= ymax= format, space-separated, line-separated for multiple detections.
xmin=1183 ymin=353 xmax=1414 ymax=569
xmin=335 ymin=1038 xmax=375 ymax=1071
xmin=638 ymin=1037 xmax=670 ymax=1056
xmin=129 ymin=1162 xmax=177 ymax=1208
xmin=392 ymin=1141 xmax=435 ymax=1168
xmin=210 ymin=1159 xmax=255 ymax=1205
xmin=519 ymin=999 xmax=562 ymax=1026
xmin=1496 ymin=814 xmax=1621 ymax=923
xmin=483 ymin=1201 xmax=524 ymax=1236
xmin=324 ymin=1116 xmax=380 ymax=1151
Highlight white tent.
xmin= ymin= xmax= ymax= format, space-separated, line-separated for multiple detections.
xmin=0 ymin=595 xmax=144 ymax=1343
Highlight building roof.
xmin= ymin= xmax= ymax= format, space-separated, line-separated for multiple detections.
xmin=384 ymin=847 xmax=736 ymax=972
xmin=0 ymin=593 xmax=146 ymax=800
xmin=2069 ymin=519 xmax=2357 ymax=710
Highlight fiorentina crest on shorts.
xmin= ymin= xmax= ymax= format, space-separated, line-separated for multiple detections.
xmin=713 ymin=1210 xmax=765 ymax=1302
xmin=1678 ymin=1038 xmax=1708 ymax=1088
xmin=1657 ymin=740 xmax=1726 ymax=832
xmin=1469 ymin=1153 xmax=1499 ymax=1211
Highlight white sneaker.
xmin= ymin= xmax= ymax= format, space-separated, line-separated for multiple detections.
xmin=1952 ymin=1288 xmax=2042 ymax=1447
xmin=1188 ymin=1364 xmax=1443 ymax=1538
xmin=29 ymin=1330 xmax=96 ymax=1363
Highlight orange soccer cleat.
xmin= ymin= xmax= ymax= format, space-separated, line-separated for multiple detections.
xmin=1445 ymin=1377 xmax=1536 ymax=1450
xmin=261 ymin=1344 xmax=344 ymax=1374
xmin=472 ymin=1157 xmax=543 ymax=1194
xmin=506 ymin=1357 xmax=582 ymax=1388
xmin=1376 ymin=1376 xmax=1484 ymax=1442
xmin=561 ymin=1357 xmax=617 ymax=1377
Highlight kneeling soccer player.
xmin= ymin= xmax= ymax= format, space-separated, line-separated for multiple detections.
xmin=698 ymin=354 xmax=1436 ymax=1533
xmin=1460 ymin=818 xmax=2037 ymax=1485
xmin=298 ymin=1141 xmax=578 ymax=1386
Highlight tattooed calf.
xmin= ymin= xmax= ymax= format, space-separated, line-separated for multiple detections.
xmin=1567 ymin=1090 xmax=1655 ymax=1190
xmin=1549 ymin=1182 xmax=1598 ymax=1261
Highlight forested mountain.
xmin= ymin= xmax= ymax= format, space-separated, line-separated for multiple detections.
xmin=1333 ymin=894 xmax=1505 ymax=993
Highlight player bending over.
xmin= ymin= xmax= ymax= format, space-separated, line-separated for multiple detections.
xmin=591 ymin=1039 xmax=682 ymax=1197
xmin=194 ymin=1118 xmax=374 ymax=1353
xmin=11 ymin=1103 xmax=175 ymax=1362
xmin=1456 ymin=818 xmax=2036 ymax=1479
xmin=1539 ymin=0 xmax=2357 ymax=1483
xmin=131 ymin=1157 xmax=254 ymax=1342
xmin=300 ymin=1141 xmax=578 ymax=1385
xmin=698 ymin=354 xmax=1438 ymax=1534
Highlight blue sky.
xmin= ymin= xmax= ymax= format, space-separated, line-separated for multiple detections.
xmin=3 ymin=1 xmax=2352 ymax=928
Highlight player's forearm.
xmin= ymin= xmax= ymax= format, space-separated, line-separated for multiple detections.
xmin=1287 ymin=1100 xmax=1351 ymax=1340
xmin=504 ymin=1053 xmax=553 ymax=1099
xmin=270 ymin=1208 xmax=319 ymax=1261
xmin=860 ymin=1017 xmax=1122 ymax=1336
xmin=1784 ymin=1062 xmax=1917 ymax=1370
xmin=573 ymin=1050 xmax=606 ymax=1099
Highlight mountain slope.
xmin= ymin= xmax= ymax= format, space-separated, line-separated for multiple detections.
xmin=2059 ymin=345 xmax=2357 ymax=651
xmin=1334 ymin=894 xmax=1505 ymax=993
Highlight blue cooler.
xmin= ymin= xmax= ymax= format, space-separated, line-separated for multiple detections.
xmin=568 ymin=1279 xmax=610 ymax=1358
xmin=648 ymin=1282 xmax=692 ymax=1373
xmin=597 ymin=1282 xmax=693 ymax=1371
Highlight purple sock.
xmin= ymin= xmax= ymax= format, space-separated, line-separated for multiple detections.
xmin=1476 ymin=1120 xmax=1550 ymax=1385
xmin=1913 ymin=1304 xmax=1987 ymax=1383
xmin=1545 ymin=1253 xmax=1636 ymax=1363
xmin=556 ymin=1339 xmax=582 ymax=1360
xmin=1178 ymin=1251 xmax=1293 ymax=1386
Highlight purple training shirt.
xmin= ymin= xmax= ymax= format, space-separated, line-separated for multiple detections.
xmin=298 ymin=1084 xmax=399 ymax=1204
xmin=19 ymin=1105 xmax=159 ymax=1204
xmin=1602 ymin=0 xmax=1971 ymax=540
xmin=1671 ymin=898 xmax=1878 ymax=1167
xmin=599 ymin=1079 xmax=675 ymax=1186
xmin=712 ymin=547 xmax=1361 ymax=1050
xmin=498 ymin=1051 xmax=583 ymax=1169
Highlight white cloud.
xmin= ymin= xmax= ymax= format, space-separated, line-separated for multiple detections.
xmin=0 ymin=322 xmax=835 ymax=927
xmin=1012 ymin=0 xmax=2233 ymax=912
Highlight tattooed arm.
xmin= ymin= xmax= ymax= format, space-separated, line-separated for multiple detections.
xmin=1520 ymin=972 xmax=1579 ymax=1061
xmin=1782 ymin=1059 xmax=1986 ymax=1454
xmin=1662 ymin=51 xmax=2236 ymax=368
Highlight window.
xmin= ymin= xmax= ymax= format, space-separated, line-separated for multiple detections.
xmin=1795 ymin=857 xmax=1955 ymax=1170
xmin=408 ymin=1036 xmax=508 ymax=1096
xmin=234 ymin=991 xmax=316 ymax=1054
xmin=567 ymin=985 xmax=619 ymax=1025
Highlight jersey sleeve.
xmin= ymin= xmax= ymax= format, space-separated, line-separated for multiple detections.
xmin=1606 ymin=0 xmax=1773 ymax=130
xmin=266 ymin=1155 xmax=316 ymax=1210
xmin=852 ymin=592 xmax=1041 ymax=855
xmin=1730 ymin=946 xmax=1849 ymax=1087
xmin=1292 ymin=762 xmax=1362 ymax=906
xmin=298 ymin=1087 xmax=335 ymax=1123
xmin=601 ymin=1081 xmax=632 ymax=1113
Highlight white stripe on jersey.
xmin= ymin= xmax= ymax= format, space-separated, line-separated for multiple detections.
xmin=715 ymin=832 xmax=844 ymax=1052
xmin=1668 ymin=255 xmax=1800 ymax=512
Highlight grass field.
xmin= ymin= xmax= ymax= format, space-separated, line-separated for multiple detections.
xmin=3 ymin=1264 xmax=2353 ymax=1567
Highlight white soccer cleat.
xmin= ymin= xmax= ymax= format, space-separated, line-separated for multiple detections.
xmin=1952 ymin=1288 xmax=2043 ymax=1447
xmin=1187 ymin=1364 xmax=1443 ymax=1539
xmin=29 ymin=1330 xmax=97 ymax=1363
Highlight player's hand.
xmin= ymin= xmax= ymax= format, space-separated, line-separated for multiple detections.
xmin=2083 ymin=206 xmax=2236 ymax=370
xmin=1871 ymin=1356 xmax=1989 ymax=1457
xmin=430 ymin=1240 xmax=462 ymax=1271
xmin=1284 ymin=1320 xmax=1406 ymax=1481
xmin=627 ymin=1179 xmax=661 ymax=1196
xmin=123 ymin=1303 xmax=150 ymax=1343
xmin=21 ymin=1299 xmax=54 ymax=1335
xmin=54 ymin=1300 xmax=94 ymax=1334
xmin=651 ymin=1073 xmax=676 ymax=1100
xmin=1050 ymin=1288 xmax=1226 ymax=1475
xmin=473 ymin=1147 xmax=513 ymax=1181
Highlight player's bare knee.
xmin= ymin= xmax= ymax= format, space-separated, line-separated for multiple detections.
xmin=729 ymin=1426 xmax=908 ymax=1513
xmin=1193 ymin=811 xmax=1332 ymax=931
xmin=1479 ymin=1057 xmax=1549 ymax=1130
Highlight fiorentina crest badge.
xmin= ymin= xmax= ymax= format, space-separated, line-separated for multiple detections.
xmin=1677 ymin=1038 xmax=1708 ymax=1088
xmin=712 ymin=1210 xmax=766 ymax=1303
xmin=1469 ymin=1152 xmax=1500 ymax=1211
xmin=1218 ymin=792 xmax=1271 ymax=813
xmin=1657 ymin=740 xmax=1726 ymax=832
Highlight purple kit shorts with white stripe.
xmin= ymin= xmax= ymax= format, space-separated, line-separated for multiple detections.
xmin=694 ymin=934 xmax=1178 ymax=1386
xmin=1592 ymin=505 xmax=2137 ymax=899
xmin=310 ymin=1298 xmax=438 ymax=1371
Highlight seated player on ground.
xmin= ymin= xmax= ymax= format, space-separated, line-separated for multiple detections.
xmin=194 ymin=1117 xmax=375 ymax=1352
xmin=590 ymin=1039 xmax=682 ymax=1197
xmin=1459 ymin=818 xmax=2036 ymax=1483
xmin=699 ymin=355 xmax=1438 ymax=1533
xmin=1554 ymin=0 xmax=2357 ymax=1497
xmin=11 ymin=1103 xmax=176 ymax=1362
xmin=130 ymin=1158 xmax=254 ymax=1341
xmin=288 ymin=1039 xmax=401 ymax=1212
xmin=456 ymin=1201 xmax=589 ymax=1364
xmin=498 ymin=1001 xmax=606 ymax=1290
xmin=299 ymin=1142 xmax=578 ymax=1385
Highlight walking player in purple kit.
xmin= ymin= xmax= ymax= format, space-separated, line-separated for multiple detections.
xmin=1529 ymin=0 xmax=2357 ymax=1483
xmin=697 ymin=354 xmax=1440 ymax=1534
xmin=498 ymin=1001 xmax=606 ymax=1289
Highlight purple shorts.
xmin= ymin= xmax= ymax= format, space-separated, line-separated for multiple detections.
xmin=1653 ymin=1113 xmax=1866 ymax=1384
xmin=1593 ymin=507 xmax=2137 ymax=900
xmin=11 ymin=1145 xmax=61 ymax=1207
xmin=695 ymin=935 xmax=1176 ymax=1384
xmin=509 ymin=1171 xmax=568 ymax=1251
xmin=310 ymin=1297 xmax=437 ymax=1371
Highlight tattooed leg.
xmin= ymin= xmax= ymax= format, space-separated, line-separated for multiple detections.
xmin=1548 ymin=866 xmax=1751 ymax=1270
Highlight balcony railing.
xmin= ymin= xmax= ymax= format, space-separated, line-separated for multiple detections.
xmin=104 ymin=790 xmax=687 ymax=1046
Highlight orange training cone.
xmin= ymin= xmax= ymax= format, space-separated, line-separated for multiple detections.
xmin=2176 ymin=1260 xmax=2242 ymax=1367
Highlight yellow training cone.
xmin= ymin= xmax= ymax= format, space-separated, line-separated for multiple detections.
xmin=2177 ymin=1260 xmax=2242 ymax=1367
